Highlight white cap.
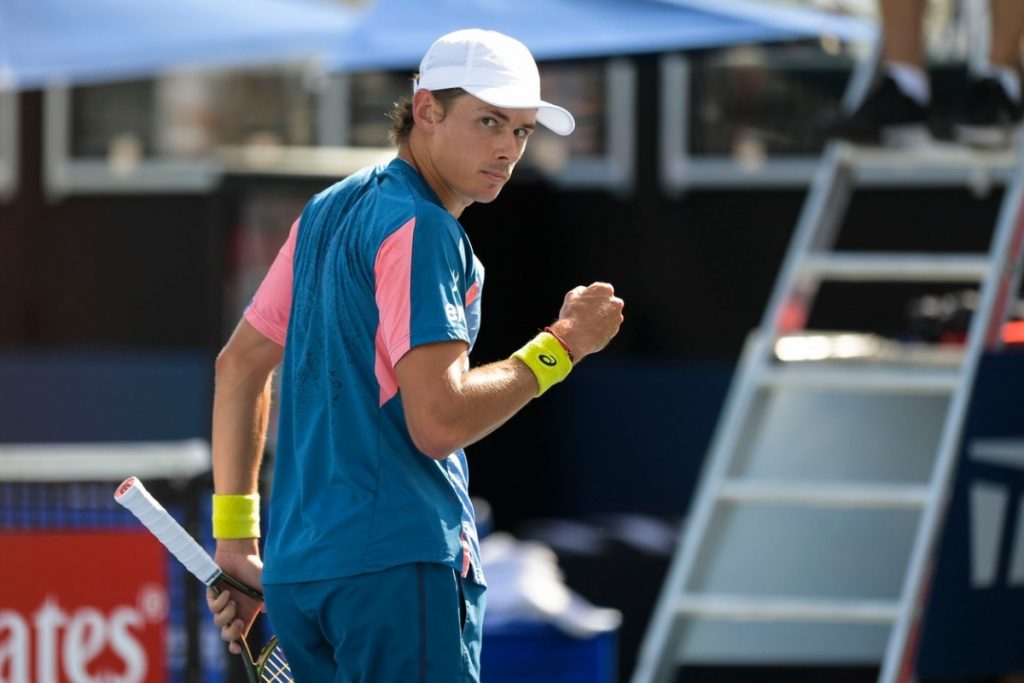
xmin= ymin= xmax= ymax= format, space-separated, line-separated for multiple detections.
xmin=414 ymin=28 xmax=575 ymax=136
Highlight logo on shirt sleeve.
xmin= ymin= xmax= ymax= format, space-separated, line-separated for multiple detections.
xmin=446 ymin=270 xmax=468 ymax=326
xmin=445 ymin=303 xmax=467 ymax=325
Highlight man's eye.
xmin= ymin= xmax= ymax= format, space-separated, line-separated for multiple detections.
xmin=481 ymin=117 xmax=496 ymax=126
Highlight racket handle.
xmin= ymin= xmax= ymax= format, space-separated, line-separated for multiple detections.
xmin=114 ymin=476 xmax=222 ymax=586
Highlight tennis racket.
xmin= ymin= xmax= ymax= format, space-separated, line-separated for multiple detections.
xmin=114 ymin=476 xmax=291 ymax=683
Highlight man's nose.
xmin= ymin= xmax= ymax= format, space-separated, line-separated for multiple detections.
xmin=496 ymin=132 xmax=523 ymax=162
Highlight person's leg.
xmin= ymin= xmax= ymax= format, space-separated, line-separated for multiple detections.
xmin=983 ymin=0 xmax=1024 ymax=104
xmin=988 ymin=0 xmax=1024 ymax=71
xmin=312 ymin=563 xmax=469 ymax=683
xmin=831 ymin=0 xmax=931 ymax=144
xmin=879 ymin=0 xmax=927 ymax=69
xmin=459 ymin=576 xmax=487 ymax=683
xmin=262 ymin=582 xmax=339 ymax=682
xmin=879 ymin=0 xmax=931 ymax=105
xmin=955 ymin=0 xmax=1024 ymax=147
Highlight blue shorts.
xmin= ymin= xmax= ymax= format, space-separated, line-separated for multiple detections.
xmin=263 ymin=563 xmax=486 ymax=683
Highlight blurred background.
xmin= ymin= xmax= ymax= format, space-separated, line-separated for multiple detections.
xmin=3 ymin=0 xmax=1024 ymax=682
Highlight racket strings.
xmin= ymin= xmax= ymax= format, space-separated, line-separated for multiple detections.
xmin=259 ymin=645 xmax=292 ymax=683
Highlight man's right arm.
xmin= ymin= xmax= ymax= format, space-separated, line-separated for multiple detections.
xmin=208 ymin=318 xmax=283 ymax=652
xmin=211 ymin=319 xmax=283 ymax=495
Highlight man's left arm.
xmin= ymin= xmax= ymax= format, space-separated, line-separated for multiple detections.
xmin=396 ymin=281 xmax=623 ymax=459
xmin=395 ymin=341 xmax=536 ymax=459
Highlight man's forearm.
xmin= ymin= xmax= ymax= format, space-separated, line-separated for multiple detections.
xmin=210 ymin=320 xmax=283 ymax=495
xmin=211 ymin=366 xmax=273 ymax=494
xmin=446 ymin=356 xmax=538 ymax=447
xmin=398 ymin=346 xmax=537 ymax=459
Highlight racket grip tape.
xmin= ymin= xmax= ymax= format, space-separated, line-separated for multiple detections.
xmin=114 ymin=476 xmax=223 ymax=586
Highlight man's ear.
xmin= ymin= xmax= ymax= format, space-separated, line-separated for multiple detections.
xmin=411 ymin=89 xmax=443 ymax=132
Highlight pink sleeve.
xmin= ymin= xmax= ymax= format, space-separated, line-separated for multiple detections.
xmin=372 ymin=218 xmax=415 ymax=406
xmin=244 ymin=219 xmax=298 ymax=346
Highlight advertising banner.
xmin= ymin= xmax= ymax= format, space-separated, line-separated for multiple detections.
xmin=917 ymin=352 xmax=1024 ymax=678
xmin=0 ymin=530 xmax=167 ymax=683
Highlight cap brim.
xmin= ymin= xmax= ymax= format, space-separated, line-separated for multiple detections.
xmin=465 ymin=86 xmax=575 ymax=136
xmin=536 ymin=105 xmax=575 ymax=137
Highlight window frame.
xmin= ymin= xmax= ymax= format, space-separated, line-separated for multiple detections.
xmin=551 ymin=57 xmax=636 ymax=193
xmin=659 ymin=52 xmax=825 ymax=195
xmin=0 ymin=91 xmax=18 ymax=202
xmin=659 ymin=42 xmax=1016 ymax=195
xmin=44 ymin=85 xmax=221 ymax=198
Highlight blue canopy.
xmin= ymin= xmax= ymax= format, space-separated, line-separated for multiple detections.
xmin=0 ymin=0 xmax=359 ymax=91
xmin=0 ymin=0 xmax=875 ymax=90
xmin=328 ymin=0 xmax=875 ymax=72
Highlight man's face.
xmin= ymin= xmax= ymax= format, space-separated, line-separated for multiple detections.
xmin=427 ymin=94 xmax=536 ymax=209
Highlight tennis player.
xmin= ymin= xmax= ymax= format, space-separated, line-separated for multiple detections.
xmin=206 ymin=28 xmax=624 ymax=682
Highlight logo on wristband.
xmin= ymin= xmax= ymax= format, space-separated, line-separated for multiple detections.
xmin=538 ymin=354 xmax=557 ymax=367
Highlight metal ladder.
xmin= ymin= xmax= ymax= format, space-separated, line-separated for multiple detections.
xmin=631 ymin=139 xmax=1024 ymax=683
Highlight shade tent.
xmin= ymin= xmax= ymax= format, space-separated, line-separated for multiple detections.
xmin=326 ymin=0 xmax=876 ymax=72
xmin=1 ymin=0 xmax=874 ymax=90
xmin=0 ymin=0 xmax=359 ymax=91
xmin=661 ymin=0 xmax=875 ymax=44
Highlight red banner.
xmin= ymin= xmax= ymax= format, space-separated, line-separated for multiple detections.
xmin=0 ymin=530 xmax=167 ymax=683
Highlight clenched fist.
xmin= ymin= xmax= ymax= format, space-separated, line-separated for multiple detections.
xmin=548 ymin=282 xmax=624 ymax=362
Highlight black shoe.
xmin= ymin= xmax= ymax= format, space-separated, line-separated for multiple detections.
xmin=955 ymin=77 xmax=1023 ymax=148
xmin=829 ymin=75 xmax=931 ymax=146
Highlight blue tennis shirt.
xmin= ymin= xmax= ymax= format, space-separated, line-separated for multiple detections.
xmin=260 ymin=158 xmax=486 ymax=587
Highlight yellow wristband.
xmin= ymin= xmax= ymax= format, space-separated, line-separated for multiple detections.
xmin=212 ymin=493 xmax=261 ymax=539
xmin=512 ymin=332 xmax=573 ymax=397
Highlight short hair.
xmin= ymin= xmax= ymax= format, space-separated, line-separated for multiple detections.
xmin=387 ymin=85 xmax=468 ymax=145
